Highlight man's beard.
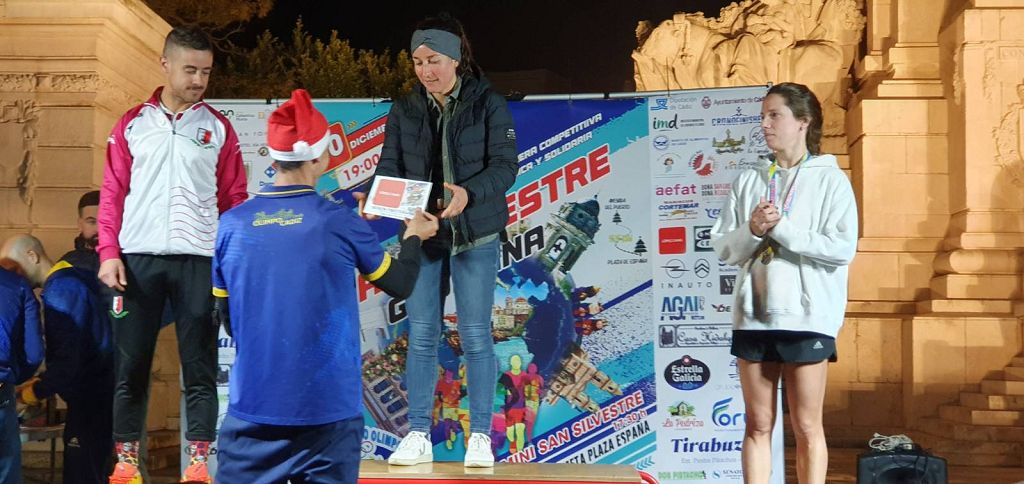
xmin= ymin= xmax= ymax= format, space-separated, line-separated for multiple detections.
xmin=75 ymin=234 xmax=98 ymax=251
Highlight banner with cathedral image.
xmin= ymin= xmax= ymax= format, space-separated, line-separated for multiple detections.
xmin=356 ymin=98 xmax=659 ymax=468
xmin=207 ymin=89 xmax=780 ymax=478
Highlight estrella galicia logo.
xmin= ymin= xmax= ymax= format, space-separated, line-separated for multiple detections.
xmin=653 ymin=135 xmax=669 ymax=150
xmin=651 ymin=97 xmax=669 ymax=111
xmin=701 ymin=96 xmax=712 ymax=109
xmin=712 ymin=397 xmax=746 ymax=428
xmin=694 ymin=226 xmax=713 ymax=251
xmin=694 ymin=258 xmax=711 ymax=278
xmin=664 ymin=355 xmax=711 ymax=391
xmin=720 ymin=275 xmax=736 ymax=295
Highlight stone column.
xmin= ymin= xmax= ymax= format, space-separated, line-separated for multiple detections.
xmin=0 ymin=0 xmax=168 ymax=254
xmin=0 ymin=0 xmax=185 ymax=464
xmin=896 ymin=0 xmax=1024 ymax=427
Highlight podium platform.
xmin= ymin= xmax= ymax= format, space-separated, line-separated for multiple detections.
xmin=359 ymin=461 xmax=642 ymax=484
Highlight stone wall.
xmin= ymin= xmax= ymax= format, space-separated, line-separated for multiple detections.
xmin=636 ymin=0 xmax=1024 ymax=448
xmin=0 ymin=0 xmax=182 ymax=441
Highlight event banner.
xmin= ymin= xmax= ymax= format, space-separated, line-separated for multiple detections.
xmin=204 ymin=87 xmax=783 ymax=481
xmin=647 ymin=87 xmax=784 ymax=483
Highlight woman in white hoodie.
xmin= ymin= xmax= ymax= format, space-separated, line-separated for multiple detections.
xmin=711 ymin=82 xmax=858 ymax=484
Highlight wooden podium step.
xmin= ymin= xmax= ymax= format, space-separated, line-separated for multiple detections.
xmin=359 ymin=461 xmax=642 ymax=483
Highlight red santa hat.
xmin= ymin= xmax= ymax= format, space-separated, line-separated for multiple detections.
xmin=267 ymin=89 xmax=330 ymax=162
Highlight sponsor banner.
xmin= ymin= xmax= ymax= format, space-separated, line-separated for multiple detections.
xmin=202 ymin=87 xmax=782 ymax=478
xmin=207 ymin=97 xmax=658 ymax=471
xmin=648 ymin=88 xmax=783 ymax=484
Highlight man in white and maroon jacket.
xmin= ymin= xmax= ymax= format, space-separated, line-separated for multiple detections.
xmin=97 ymin=26 xmax=246 ymax=484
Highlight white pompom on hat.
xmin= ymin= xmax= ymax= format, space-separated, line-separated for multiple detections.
xmin=267 ymin=89 xmax=330 ymax=162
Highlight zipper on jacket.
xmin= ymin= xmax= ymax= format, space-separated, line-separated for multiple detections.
xmin=166 ymin=109 xmax=179 ymax=254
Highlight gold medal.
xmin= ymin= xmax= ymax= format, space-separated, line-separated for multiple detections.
xmin=760 ymin=245 xmax=774 ymax=265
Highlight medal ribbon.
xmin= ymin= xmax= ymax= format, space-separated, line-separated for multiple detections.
xmin=767 ymin=152 xmax=809 ymax=216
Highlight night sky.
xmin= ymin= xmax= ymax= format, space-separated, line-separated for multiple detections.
xmin=245 ymin=1 xmax=738 ymax=93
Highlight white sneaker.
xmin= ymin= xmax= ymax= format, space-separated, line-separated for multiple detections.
xmin=464 ymin=433 xmax=494 ymax=468
xmin=388 ymin=431 xmax=433 ymax=466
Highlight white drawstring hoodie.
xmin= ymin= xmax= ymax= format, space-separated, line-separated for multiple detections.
xmin=711 ymin=154 xmax=858 ymax=338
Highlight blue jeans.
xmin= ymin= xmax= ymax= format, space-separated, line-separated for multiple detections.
xmin=404 ymin=238 xmax=499 ymax=434
xmin=0 ymin=382 xmax=20 ymax=484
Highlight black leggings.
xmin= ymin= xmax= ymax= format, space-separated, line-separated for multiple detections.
xmin=111 ymin=254 xmax=217 ymax=443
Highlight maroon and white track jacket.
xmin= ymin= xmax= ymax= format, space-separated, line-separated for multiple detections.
xmin=98 ymin=87 xmax=247 ymax=262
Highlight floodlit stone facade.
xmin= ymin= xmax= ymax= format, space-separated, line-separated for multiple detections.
xmin=637 ymin=0 xmax=1024 ymax=466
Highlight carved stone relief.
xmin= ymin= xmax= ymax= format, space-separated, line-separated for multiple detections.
xmin=633 ymin=0 xmax=866 ymax=136
xmin=0 ymin=99 xmax=40 ymax=204
xmin=994 ymin=81 xmax=1024 ymax=188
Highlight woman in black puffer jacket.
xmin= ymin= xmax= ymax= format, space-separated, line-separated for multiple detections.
xmin=359 ymin=13 xmax=517 ymax=470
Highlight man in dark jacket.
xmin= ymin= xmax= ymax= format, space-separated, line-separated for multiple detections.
xmin=2 ymin=234 xmax=114 ymax=484
xmin=58 ymin=190 xmax=100 ymax=274
xmin=0 ymin=254 xmax=44 ymax=483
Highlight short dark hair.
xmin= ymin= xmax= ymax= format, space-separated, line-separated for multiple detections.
xmin=766 ymin=82 xmax=823 ymax=155
xmin=274 ymin=160 xmax=306 ymax=172
xmin=78 ymin=190 xmax=99 ymax=216
xmin=163 ymin=26 xmax=213 ymax=56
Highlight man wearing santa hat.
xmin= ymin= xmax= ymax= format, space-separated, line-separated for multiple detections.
xmin=98 ymin=26 xmax=247 ymax=484
xmin=212 ymin=89 xmax=438 ymax=483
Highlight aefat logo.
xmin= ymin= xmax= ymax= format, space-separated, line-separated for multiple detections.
xmin=654 ymin=183 xmax=698 ymax=197
xmin=664 ymin=355 xmax=711 ymax=391
xmin=661 ymin=295 xmax=706 ymax=321
xmin=653 ymin=135 xmax=669 ymax=150
xmin=652 ymin=114 xmax=679 ymax=131
xmin=694 ymin=226 xmax=713 ymax=252
xmin=671 ymin=436 xmax=742 ymax=453
xmin=712 ymin=397 xmax=747 ymax=428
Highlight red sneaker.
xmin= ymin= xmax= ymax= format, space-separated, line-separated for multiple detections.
xmin=108 ymin=462 xmax=142 ymax=484
xmin=181 ymin=461 xmax=213 ymax=483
